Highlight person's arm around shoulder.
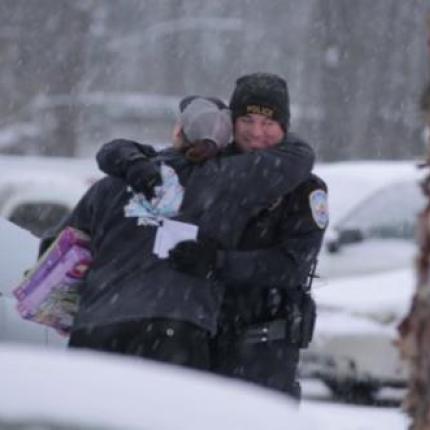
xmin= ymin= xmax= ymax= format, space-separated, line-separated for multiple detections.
xmin=96 ymin=139 xmax=158 ymax=177
xmin=242 ymin=134 xmax=315 ymax=193
xmin=96 ymin=139 xmax=161 ymax=198
xmin=209 ymin=135 xmax=315 ymax=204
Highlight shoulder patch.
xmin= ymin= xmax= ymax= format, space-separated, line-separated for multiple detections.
xmin=309 ymin=189 xmax=328 ymax=229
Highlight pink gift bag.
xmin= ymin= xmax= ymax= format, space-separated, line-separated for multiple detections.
xmin=13 ymin=227 xmax=92 ymax=332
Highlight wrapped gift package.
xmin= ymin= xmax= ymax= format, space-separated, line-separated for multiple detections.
xmin=13 ymin=227 xmax=92 ymax=332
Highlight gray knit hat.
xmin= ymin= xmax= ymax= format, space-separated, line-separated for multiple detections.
xmin=179 ymin=97 xmax=232 ymax=149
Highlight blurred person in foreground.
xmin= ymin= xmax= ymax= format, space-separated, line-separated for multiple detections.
xmin=41 ymin=92 xmax=315 ymax=372
xmin=97 ymin=72 xmax=328 ymax=399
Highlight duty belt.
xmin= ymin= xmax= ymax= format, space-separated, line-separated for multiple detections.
xmin=241 ymin=319 xmax=291 ymax=344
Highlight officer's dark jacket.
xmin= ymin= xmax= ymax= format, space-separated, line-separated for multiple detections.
xmin=217 ymin=169 xmax=327 ymax=328
xmin=41 ymin=136 xmax=316 ymax=335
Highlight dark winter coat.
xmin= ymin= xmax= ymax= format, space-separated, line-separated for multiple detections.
xmin=42 ymin=136 xmax=315 ymax=334
xmin=210 ymin=166 xmax=327 ymax=398
xmin=215 ymin=171 xmax=328 ymax=328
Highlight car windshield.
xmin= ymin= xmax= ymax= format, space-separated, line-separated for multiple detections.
xmin=9 ymin=202 xmax=69 ymax=237
xmin=336 ymin=181 xmax=425 ymax=241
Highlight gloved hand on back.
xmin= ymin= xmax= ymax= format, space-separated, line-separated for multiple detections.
xmin=126 ymin=158 xmax=162 ymax=200
xmin=168 ymin=239 xmax=219 ymax=278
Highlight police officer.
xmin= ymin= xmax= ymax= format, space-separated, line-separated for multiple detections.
xmin=169 ymin=73 xmax=328 ymax=399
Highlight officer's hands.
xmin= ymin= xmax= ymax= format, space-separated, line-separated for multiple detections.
xmin=126 ymin=159 xmax=162 ymax=200
xmin=168 ymin=239 xmax=218 ymax=278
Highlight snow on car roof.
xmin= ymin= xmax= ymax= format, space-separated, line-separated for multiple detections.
xmin=314 ymin=267 xmax=415 ymax=325
xmin=0 ymin=344 xmax=314 ymax=430
xmin=0 ymin=154 xmax=100 ymax=180
xmin=314 ymin=160 xmax=425 ymax=225
xmin=0 ymin=155 xmax=103 ymax=205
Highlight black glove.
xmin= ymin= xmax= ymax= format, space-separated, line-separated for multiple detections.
xmin=126 ymin=158 xmax=162 ymax=199
xmin=96 ymin=139 xmax=158 ymax=177
xmin=168 ymin=239 xmax=219 ymax=278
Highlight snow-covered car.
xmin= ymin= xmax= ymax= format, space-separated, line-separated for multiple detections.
xmin=0 ymin=217 xmax=68 ymax=347
xmin=302 ymin=161 xmax=425 ymax=402
xmin=305 ymin=268 xmax=413 ymax=403
xmin=0 ymin=154 xmax=101 ymax=237
xmin=0 ymin=155 xmax=101 ymax=347
xmin=315 ymin=161 xmax=425 ymax=279
xmin=0 ymin=344 xmax=315 ymax=430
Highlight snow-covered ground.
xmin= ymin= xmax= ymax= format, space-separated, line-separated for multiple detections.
xmin=0 ymin=344 xmax=310 ymax=430
xmin=301 ymin=379 xmax=408 ymax=429
xmin=0 ymin=344 xmax=409 ymax=430
xmin=302 ymin=399 xmax=408 ymax=430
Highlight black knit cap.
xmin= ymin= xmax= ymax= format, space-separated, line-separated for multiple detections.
xmin=229 ymin=72 xmax=290 ymax=130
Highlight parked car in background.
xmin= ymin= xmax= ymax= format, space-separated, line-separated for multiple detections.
xmin=315 ymin=161 xmax=425 ymax=279
xmin=305 ymin=268 xmax=413 ymax=403
xmin=301 ymin=161 xmax=425 ymax=402
xmin=0 ymin=344 xmax=314 ymax=430
xmin=0 ymin=217 xmax=68 ymax=347
xmin=0 ymin=155 xmax=101 ymax=237
xmin=0 ymin=155 xmax=101 ymax=347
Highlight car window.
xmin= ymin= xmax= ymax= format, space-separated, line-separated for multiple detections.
xmin=336 ymin=181 xmax=425 ymax=240
xmin=8 ymin=202 xmax=69 ymax=237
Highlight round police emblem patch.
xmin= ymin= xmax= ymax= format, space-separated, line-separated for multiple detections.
xmin=309 ymin=189 xmax=329 ymax=229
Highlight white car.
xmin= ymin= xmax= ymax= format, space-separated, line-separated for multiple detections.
xmin=0 ymin=344 xmax=315 ymax=430
xmin=0 ymin=154 xmax=101 ymax=237
xmin=302 ymin=161 xmax=425 ymax=402
xmin=0 ymin=218 xmax=68 ymax=347
xmin=315 ymin=160 xmax=425 ymax=279
xmin=305 ymin=268 xmax=413 ymax=402
xmin=0 ymin=155 xmax=101 ymax=346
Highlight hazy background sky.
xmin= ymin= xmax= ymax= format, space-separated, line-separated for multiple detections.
xmin=0 ymin=0 xmax=427 ymax=160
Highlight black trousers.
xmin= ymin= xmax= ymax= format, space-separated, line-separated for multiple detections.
xmin=211 ymin=336 xmax=301 ymax=400
xmin=69 ymin=318 xmax=210 ymax=371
